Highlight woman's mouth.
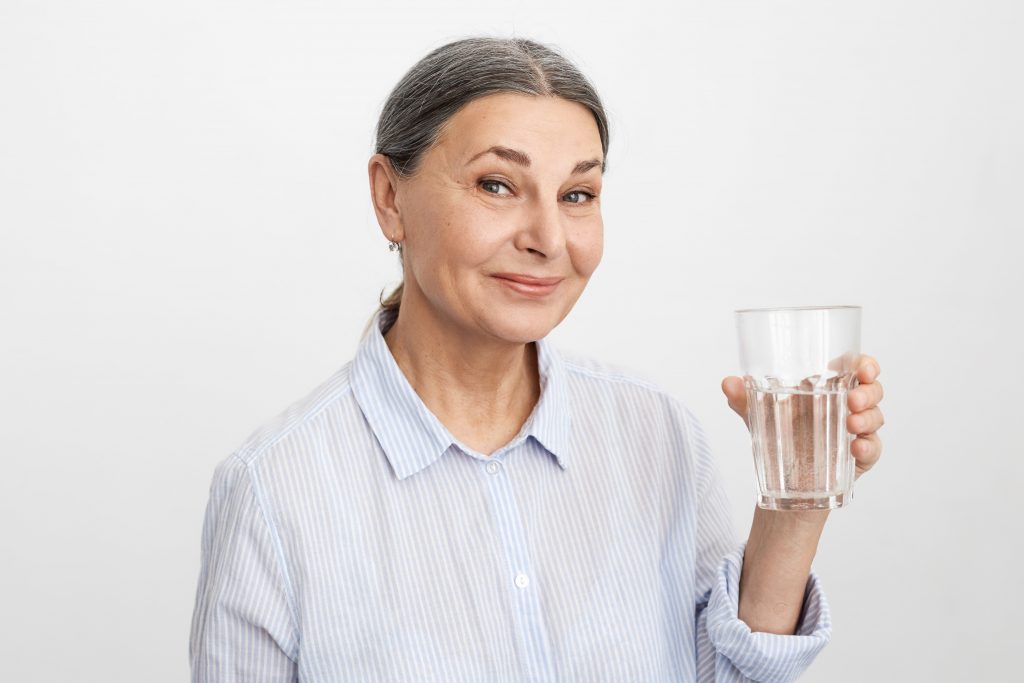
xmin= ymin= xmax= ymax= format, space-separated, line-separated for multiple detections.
xmin=491 ymin=273 xmax=563 ymax=298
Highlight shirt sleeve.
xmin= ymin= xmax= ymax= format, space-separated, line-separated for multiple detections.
xmin=683 ymin=405 xmax=832 ymax=683
xmin=189 ymin=454 xmax=299 ymax=682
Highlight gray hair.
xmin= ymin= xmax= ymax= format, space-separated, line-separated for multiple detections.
xmin=369 ymin=36 xmax=611 ymax=335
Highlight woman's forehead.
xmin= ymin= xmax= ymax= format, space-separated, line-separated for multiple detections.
xmin=433 ymin=95 xmax=603 ymax=172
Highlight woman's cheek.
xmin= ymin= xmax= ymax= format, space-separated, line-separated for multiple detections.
xmin=574 ymin=222 xmax=604 ymax=278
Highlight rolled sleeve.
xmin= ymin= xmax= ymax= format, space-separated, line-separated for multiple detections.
xmin=704 ymin=540 xmax=832 ymax=682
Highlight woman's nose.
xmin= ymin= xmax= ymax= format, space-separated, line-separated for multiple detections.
xmin=516 ymin=198 xmax=566 ymax=258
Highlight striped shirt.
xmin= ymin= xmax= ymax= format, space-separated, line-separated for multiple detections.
xmin=189 ymin=307 xmax=831 ymax=682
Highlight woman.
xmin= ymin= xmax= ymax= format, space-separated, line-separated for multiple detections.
xmin=190 ymin=36 xmax=885 ymax=682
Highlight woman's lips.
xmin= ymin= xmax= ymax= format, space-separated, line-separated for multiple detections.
xmin=492 ymin=274 xmax=563 ymax=298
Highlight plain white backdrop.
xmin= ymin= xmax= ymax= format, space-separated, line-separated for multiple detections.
xmin=1 ymin=1 xmax=1020 ymax=680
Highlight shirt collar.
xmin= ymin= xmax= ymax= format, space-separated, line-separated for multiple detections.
xmin=350 ymin=308 xmax=572 ymax=480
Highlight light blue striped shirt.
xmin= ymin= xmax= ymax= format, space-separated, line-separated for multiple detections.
xmin=190 ymin=308 xmax=831 ymax=682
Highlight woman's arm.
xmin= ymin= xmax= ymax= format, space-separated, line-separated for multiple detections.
xmin=738 ymin=508 xmax=828 ymax=634
xmin=190 ymin=454 xmax=299 ymax=682
xmin=682 ymin=401 xmax=831 ymax=683
xmin=723 ymin=354 xmax=885 ymax=635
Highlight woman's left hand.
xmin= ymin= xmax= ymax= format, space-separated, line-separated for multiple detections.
xmin=721 ymin=354 xmax=885 ymax=480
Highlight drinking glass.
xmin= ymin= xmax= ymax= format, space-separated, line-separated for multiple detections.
xmin=735 ymin=305 xmax=862 ymax=510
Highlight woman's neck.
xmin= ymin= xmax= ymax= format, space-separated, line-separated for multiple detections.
xmin=381 ymin=298 xmax=540 ymax=456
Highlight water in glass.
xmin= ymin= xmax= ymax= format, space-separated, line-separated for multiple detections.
xmin=744 ymin=372 xmax=858 ymax=510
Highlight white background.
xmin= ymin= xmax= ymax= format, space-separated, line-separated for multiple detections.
xmin=2 ymin=1 xmax=1021 ymax=680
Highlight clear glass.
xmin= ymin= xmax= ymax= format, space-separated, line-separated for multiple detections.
xmin=735 ymin=305 xmax=862 ymax=510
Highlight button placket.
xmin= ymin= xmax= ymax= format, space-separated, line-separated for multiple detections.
xmin=479 ymin=451 xmax=555 ymax=680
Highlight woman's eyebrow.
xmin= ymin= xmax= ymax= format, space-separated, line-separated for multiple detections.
xmin=572 ymin=158 xmax=604 ymax=175
xmin=467 ymin=145 xmax=604 ymax=174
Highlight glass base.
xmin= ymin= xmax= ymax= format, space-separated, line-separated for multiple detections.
xmin=758 ymin=490 xmax=852 ymax=511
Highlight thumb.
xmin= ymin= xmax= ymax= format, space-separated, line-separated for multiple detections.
xmin=721 ymin=376 xmax=749 ymax=428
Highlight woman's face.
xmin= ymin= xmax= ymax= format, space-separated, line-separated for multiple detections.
xmin=373 ymin=92 xmax=604 ymax=345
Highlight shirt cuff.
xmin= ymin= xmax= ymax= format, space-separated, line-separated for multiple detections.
xmin=705 ymin=540 xmax=832 ymax=683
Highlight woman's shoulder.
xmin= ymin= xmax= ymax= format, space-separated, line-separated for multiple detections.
xmin=229 ymin=360 xmax=358 ymax=469
xmin=553 ymin=344 xmax=698 ymax=420
xmin=559 ymin=348 xmax=658 ymax=388
xmin=552 ymin=344 xmax=713 ymax=480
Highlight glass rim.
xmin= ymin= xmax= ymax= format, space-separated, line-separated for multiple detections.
xmin=734 ymin=304 xmax=861 ymax=314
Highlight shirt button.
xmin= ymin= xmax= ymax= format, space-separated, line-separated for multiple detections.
xmin=486 ymin=460 xmax=501 ymax=475
xmin=514 ymin=573 xmax=530 ymax=589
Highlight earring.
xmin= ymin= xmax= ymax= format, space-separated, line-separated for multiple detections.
xmin=388 ymin=235 xmax=402 ymax=252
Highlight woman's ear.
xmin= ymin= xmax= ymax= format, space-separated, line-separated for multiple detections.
xmin=367 ymin=153 xmax=405 ymax=242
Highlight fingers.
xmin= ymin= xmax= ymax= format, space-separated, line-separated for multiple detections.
xmin=852 ymin=432 xmax=883 ymax=474
xmin=857 ymin=354 xmax=881 ymax=383
xmin=847 ymin=406 xmax=884 ymax=435
xmin=849 ymin=380 xmax=884 ymax=412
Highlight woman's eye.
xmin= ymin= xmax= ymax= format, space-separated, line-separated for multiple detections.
xmin=564 ymin=190 xmax=596 ymax=205
xmin=480 ymin=179 xmax=512 ymax=195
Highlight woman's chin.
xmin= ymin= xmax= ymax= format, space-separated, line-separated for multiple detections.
xmin=480 ymin=306 xmax=564 ymax=344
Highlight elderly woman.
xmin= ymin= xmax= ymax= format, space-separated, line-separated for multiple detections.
xmin=190 ymin=37 xmax=885 ymax=682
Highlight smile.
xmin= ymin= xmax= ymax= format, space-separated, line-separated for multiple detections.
xmin=491 ymin=274 xmax=563 ymax=298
